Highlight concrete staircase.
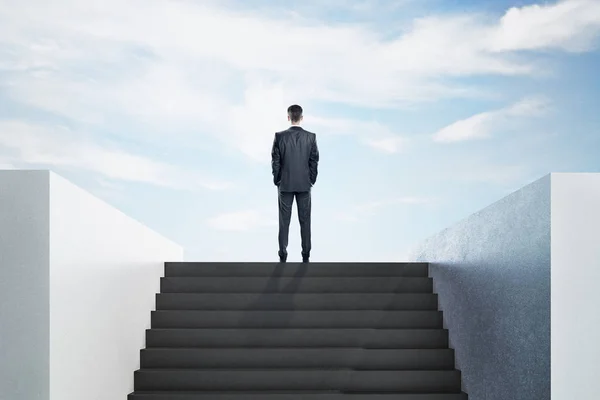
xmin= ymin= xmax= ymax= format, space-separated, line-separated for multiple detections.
xmin=128 ymin=262 xmax=468 ymax=399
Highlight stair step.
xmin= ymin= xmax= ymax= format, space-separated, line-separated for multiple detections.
xmin=140 ymin=348 xmax=456 ymax=369
xmin=128 ymin=391 xmax=468 ymax=399
xmin=151 ymin=310 xmax=443 ymax=329
xmin=160 ymin=277 xmax=433 ymax=293
xmin=155 ymin=293 xmax=439 ymax=310
xmin=130 ymin=262 xmax=465 ymax=399
xmin=133 ymin=369 xmax=462 ymax=392
xmin=164 ymin=262 xmax=429 ymax=277
xmin=145 ymin=328 xmax=449 ymax=348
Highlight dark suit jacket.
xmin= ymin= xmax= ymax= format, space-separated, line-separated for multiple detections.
xmin=271 ymin=126 xmax=319 ymax=192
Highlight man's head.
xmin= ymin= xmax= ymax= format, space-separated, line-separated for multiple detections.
xmin=287 ymin=104 xmax=303 ymax=125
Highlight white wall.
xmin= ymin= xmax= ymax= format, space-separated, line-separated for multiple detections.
xmin=0 ymin=170 xmax=183 ymax=400
xmin=551 ymin=173 xmax=600 ymax=399
xmin=0 ymin=171 xmax=50 ymax=400
xmin=48 ymin=172 xmax=183 ymax=400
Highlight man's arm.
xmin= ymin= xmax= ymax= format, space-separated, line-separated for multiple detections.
xmin=271 ymin=133 xmax=281 ymax=186
xmin=309 ymin=134 xmax=319 ymax=185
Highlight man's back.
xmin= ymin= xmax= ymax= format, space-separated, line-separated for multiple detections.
xmin=271 ymin=104 xmax=319 ymax=263
xmin=271 ymin=126 xmax=319 ymax=193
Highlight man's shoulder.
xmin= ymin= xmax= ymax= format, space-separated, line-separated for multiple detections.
xmin=277 ymin=127 xmax=316 ymax=135
xmin=302 ymin=128 xmax=317 ymax=137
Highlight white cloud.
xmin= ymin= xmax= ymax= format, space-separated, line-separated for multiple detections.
xmin=0 ymin=121 xmax=230 ymax=190
xmin=505 ymin=96 xmax=551 ymax=117
xmin=364 ymin=137 xmax=407 ymax=154
xmin=490 ymin=0 xmax=600 ymax=52
xmin=0 ymin=0 xmax=598 ymax=162
xmin=432 ymin=96 xmax=550 ymax=143
xmin=241 ymin=0 xmax=414 ymax=20
xmin=433 ymin=110 xmax=499 ymax=142
xmin=308 ymin=115 xmax=408 ymax=154
xmin=225 ymin=81 xmax=296 ymax=161
xmin=207 ymin=209 xmax=277 ymax=231
xmin=2 ymin=0 xmax=598 ymax=110
xmin=0 ymin=160 xmax=15 ymax=169
xmin=336 ymin=196 xmax=433 ymax=222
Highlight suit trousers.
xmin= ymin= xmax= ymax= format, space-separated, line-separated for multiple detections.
xmin=278 ymin=188 xmax=311 ymax=258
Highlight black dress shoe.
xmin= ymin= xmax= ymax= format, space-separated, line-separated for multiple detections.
xmin=279 ymin=254 xmax=287 ymax=263
xmin=302 ymin=256 xmax=309 ymax=263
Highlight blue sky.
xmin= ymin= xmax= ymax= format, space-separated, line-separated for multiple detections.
xmin=0 ymin=0 xmax=599 ymax=261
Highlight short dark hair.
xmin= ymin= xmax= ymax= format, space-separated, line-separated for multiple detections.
xmin=287 ymin=104 xmax=303 ymax=123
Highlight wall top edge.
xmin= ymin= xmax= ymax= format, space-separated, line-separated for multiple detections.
xmin=549 ymin=172 xmax=600 ymax=176
xmin=0 ymin=169 xmax=50 ymax=173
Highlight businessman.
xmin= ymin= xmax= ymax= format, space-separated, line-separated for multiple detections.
xmin=271 ymin=104 xmax=319 ymax=263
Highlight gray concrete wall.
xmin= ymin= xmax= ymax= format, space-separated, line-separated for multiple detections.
xmin=409 ymin=175 xmax=551 ymax=400
xmin=0 ymin=170 xmax=50 ymax=400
